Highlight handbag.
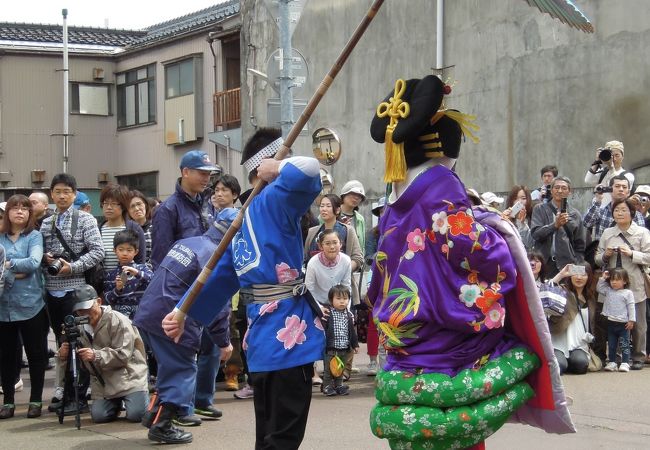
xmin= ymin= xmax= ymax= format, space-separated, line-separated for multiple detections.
xmin=539 ymin=281 xmax=567 ymax=316
xmin=573 ymin=294 xmax=601 ymax=372
xmin=617 ymin=233 xmax=650 ymax=298
xmin=53 ymin=209 xmax=105 ymax=295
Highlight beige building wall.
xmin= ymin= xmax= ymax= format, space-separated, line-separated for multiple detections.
xmin=115 ymin=16 xmax=239 ymax=199
xmin=0 ymin=53 xmax=116 ymax=189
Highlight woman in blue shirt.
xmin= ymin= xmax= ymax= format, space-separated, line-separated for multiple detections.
xmin=0 ymin=194 xmax=48 ymax=419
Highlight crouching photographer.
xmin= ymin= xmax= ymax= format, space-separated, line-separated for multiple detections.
xmin=58 ymin=284 xmax=148 ymax=424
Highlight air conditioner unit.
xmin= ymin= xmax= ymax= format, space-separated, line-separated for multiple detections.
xmin=31 ymin=169 xmax=46 ymax=184
xmin=93 ymin=68 xmax=105 ymax=80
xmin=97 ymin=172 xmax=110 ymax=183
xmin=0 ymin=171 xmax=12 ymax=183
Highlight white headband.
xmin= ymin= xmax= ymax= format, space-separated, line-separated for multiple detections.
xmin=243 ymin=137 xmax=284 ymax=173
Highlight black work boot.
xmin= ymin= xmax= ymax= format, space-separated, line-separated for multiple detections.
xmin=141 ymin=392 xmax=159 ymax=429
xmin=148 ymin=403 xmax=193 ymax=444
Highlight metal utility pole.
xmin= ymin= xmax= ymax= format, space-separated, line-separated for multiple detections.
xmin=278 ymin=0 xmax=293 ymax=138
xmin=62 ymin=8 xmax=70 ymax=173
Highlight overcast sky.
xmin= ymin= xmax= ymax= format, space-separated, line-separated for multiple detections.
xmin=2 ymin=1 xmax=230 ymax=30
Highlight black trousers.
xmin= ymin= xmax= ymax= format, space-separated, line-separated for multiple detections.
xmin=0 ymin=307 xmax=49 ymax=404
xmin=250 ymin=363 xmax=314 ymax=450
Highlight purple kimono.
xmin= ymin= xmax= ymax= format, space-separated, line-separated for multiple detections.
xmin=368 ymin=164 xmax=575 ymax=436
xmin=368 ymin=165 xmax=521 ymax=376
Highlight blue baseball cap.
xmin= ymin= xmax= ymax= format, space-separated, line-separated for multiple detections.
xmin=180 ymin=150 xmax=220 ymax=172
xmin=73 ymin=191 xmax=90 ymax=209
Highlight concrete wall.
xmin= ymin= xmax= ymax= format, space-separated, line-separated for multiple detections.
xmin=241 ymin=0 xmax=650 ymax=216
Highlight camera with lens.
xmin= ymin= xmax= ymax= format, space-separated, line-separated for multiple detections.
xmin=597 ymin=147 xmax=612 ymax=162
xmin=542 ymin=184 xmax=552 ymax=201
xmin=582 ymin=332 xmax=595 ymax=344
xmin=594 ymin=185 xmax=613 ymax=195
xmin=47 ymin=251 xmax=71 ymax=276
xmin=62 ymin=314 xmax=89 ymax=342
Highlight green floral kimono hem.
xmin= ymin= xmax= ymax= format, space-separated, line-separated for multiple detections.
xmin=375 ymin=347 xmax=539 ymax=407
xmin=370 ymin=347 xmax=539 ymax=449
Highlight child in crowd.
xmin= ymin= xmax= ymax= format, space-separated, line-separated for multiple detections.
xmin=597 ymin=268 xmax=635 ymax=372
xmin=321 ymin=285 xmax=358 ymax=396
xmin=103 ymin=229 xmax=153 ymax=320
xmin=305 ymin=230 xmax=352 ymax=305
xmin=305 ymin=229 xmax=352 ymax=385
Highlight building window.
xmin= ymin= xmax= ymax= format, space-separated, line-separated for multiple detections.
xmin=165 ymin=58 xmax=195 ymax=99
xmin=71 ymin=83 xmax=110 ymax=116
xmin=117 ymin=64 xmax=156 ymax=129
xmin=116 ymin=172 xmax=158 ymax=198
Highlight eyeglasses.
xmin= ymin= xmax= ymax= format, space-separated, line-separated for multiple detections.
xmin=552 ymin=185 xmax=570 ymax=191
xmin=101 ymin=201 xmax=122 ymax=208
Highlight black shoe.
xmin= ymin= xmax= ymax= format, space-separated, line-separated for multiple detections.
xmin=148 ymin=403 xmax=193 ymax=444
xmin=149 ymin=423 xmax=193 ymax=444
xmin=322 ymin=385 xmax=337 ymax=396
xmin=0 ymin=405 xmax=15 ymax=419
xmin=173 ymin=414 xmax=202 ymax=427
xmin=194 ymin=405 xmax=222 ymax=419
xmin=631 ymin=361 xmax=644 ymax=370
xmin=62 ymin=401 xmax=89 ymax=416
xmin=48 ymin=399 xmax=63 ymax=413
xmin=27 ymin=403 xmax=42 ymax=418
xmin=336 ymin=385 xmax=350 ymax=396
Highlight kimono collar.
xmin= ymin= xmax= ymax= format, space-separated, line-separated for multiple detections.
xmin=318 ymin=252 xmax=340 ymax=268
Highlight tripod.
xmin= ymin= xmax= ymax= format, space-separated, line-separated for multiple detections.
xmin=58 ymin=330 xmax=83 ymax=429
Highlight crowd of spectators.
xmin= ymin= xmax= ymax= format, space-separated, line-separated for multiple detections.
xmin=469 ymin=140 xmax=650 ymax=375
xmin=0 ymin=138 xmax=649 ymax=441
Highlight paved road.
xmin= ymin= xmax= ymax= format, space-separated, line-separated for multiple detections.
xmin=2 ymin=345 xmax=649 ymax=449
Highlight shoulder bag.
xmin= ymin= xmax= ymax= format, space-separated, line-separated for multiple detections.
xmin=539 ymin=281 xmax=567 ymax=316
xmin=53 ymin=209 xmax=105 ymax=294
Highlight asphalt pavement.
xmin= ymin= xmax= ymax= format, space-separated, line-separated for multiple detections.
xmin=2 ymin=344 xmax=649 ymax=449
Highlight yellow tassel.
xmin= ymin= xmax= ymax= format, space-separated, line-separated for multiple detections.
xmin=383 ymin=133 xmax=406 ymax=183
xmin=377 ymin=79 xmax=410 ymax=183
xmin=444 ymin=110 xmax=480 ymax=144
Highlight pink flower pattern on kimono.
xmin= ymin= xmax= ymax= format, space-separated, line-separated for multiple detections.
xmin=314 ymin=316 xmax=325 ymax=331
xmin=259 ymin=301 xmax=279 ymax=316
xmin=484 ymin=303 xmax=506 ymax=329
xmin=276 ymin=314 xmax=308 ymax=349
xmin=406 ymin=228 xmax=427 ymax=253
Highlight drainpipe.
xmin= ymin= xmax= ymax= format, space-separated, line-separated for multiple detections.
xmin=207 ymin=35 xmax=220 ymax=166
xmin=62 ymin=9 xmax=69 ymax=173
xmin=436 ymin=0 xmax=444 ymax=72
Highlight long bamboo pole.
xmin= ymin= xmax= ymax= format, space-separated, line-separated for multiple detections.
xmin=176 ymin=0 xmax=386 ymax=319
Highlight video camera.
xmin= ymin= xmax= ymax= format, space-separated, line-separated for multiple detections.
xmin=594 ymin=185 xmax=613 ymax=195
xmin=62 ymin=314 xmax=89 ymax=342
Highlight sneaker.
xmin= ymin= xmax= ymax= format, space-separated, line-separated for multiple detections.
xmin=631 ymin=361 xmax=644 ymax=371
xmin=194 ymin=405 xmax=222 ymax=419
xmin=322 ymin=385 xmax=337 ymax=396
xmin=47 ymin=386 xmax=65 ymax=412
xmin=312 ymin=375 xmax=323 ymax=386
xmin=367 ymin=361 xmax=378 ymax=376
xmin=351 ymin=366 xmax=360 ymax=374
xmin=336 ymin=385 xmax=350 ymax=396
xmin=14 ymin=379 xmax=23 ymax=392
xmin=604 ymin=362 xmax=618 ymax=372
xmin=173 ymin=414 xmax=202 ymax=427
xmin=619 ymin=362 xmax=630 ymax=372
xmin=234 ymin=384 xmax=254 ymax=400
